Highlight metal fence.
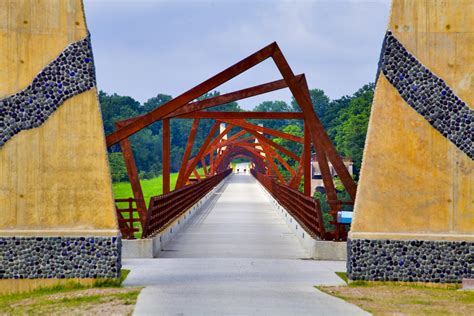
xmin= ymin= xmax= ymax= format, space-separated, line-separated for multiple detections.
xmin=141 ymin=169 xmax=232 ymax=238
xmin=114 ymin=198 xmax=141 ymax=239
xmin=251 ymin=169 xmax=326 ymax=239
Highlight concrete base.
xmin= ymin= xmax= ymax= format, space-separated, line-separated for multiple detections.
xmin=122 ymin=177 xmax=228 ymax=258
xmin=256 ymin=180 xmax=347 ymax=261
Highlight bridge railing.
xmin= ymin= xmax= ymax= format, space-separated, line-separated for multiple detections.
xmin=251 ymin=169 xmax=326 ymax=240
xmin=142 ymin=169 xmax=232 ymax=238
xmin=114 ymin=198 xmax=141 ymax=239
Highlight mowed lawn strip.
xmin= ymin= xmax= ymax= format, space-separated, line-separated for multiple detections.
xmin=317 ymin=274 xmax=474 ymax=316
xmin=0 ymin=270 xmax=142 ymax=315
xmin=113 ymin=168 xmax=207 ymax=207
xmin=113 ymin=168 xmax=210 ymax=238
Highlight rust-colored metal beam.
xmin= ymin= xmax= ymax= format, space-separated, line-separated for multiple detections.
xmin=115 ymin=75 xmax=305 ymax=128
xmin=106 ymin=42 xmax=277 ymax=147
xmin=177 ymin=112 xmax=304 ymax=120
xmin=271 ymin=46 xmax=357 ymax=200
xmin=246 ymin=130 xmax=300 ymax=161
xmin=233 ymin=141 xmax=294 ymax=177
xmin=182 ymin=122 xmax=221 ymax=184
xmin=115 ymin=123 xmax=147 ymax=227
xmin=261 ymin=146 xmax=285 ymax=183
xmin=166 ymin=75 xmax=303 ymax=118
xmin=210 ymin=135 xmax=255 ymax=152
xmin=304 ymin=123 xmax=311 ymax=196
xmin=221 ymin=119 xmax=304 ymax=144
xmin=162 ymin=118 xmax=170 ymax=194
xmin=201 ymin=158 xmax=209 ymax=176
xmin=176 ymin=119 xmax=200 ymax=188
xmin=289 ymin=152 xmax=305 ymax=189
xmin=215 ymin=146 xmax=266 ymax=174
xmin=193 ymin=169 xmax=201 ymax=180
xmin=194 ymin=124 xmax=235 ymax=172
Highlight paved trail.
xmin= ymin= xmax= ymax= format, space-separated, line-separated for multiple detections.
xmin=124 ymin=174 xmax=368 ymax=315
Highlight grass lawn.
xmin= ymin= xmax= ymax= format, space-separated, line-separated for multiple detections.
xmin=317 ymin=273 xmax=474 ymax=315
xmin=113 ymin=168 xmax=207 ymax=207
xmin=113 ymin=168 xmax=207 ymax=238
xmin=0 ymin=270 xmax=142 ymax=315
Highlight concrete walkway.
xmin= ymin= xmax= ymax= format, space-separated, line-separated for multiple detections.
xmin=124 ymin=174 xmax=368 ymax=315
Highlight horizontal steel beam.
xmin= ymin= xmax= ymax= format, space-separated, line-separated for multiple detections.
xmin=106 ymin=42 xmax=277 ymax=147
xmin=176 ymin=112 xmax=304 ymax=119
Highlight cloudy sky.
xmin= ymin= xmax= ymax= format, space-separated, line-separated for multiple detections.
xmin=84 ymin=0 xmax=391 ymax=110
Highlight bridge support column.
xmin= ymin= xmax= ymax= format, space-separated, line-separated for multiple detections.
xmin=349 ymin=0 xmax=473 ymax=283
xmin=0 ymin=0 xmax=121 ymax=293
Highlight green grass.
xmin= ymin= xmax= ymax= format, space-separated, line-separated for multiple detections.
xmin=316 ymin=273 xmax=474 ymax=315
xmin=113 ymin=173 xmax=179 ymax=208
xmin=113 ymin=168 xmax=207 ymax=207
xmin=0 ymin=269 xmax=141 ymax=315
xmin=335 ymin=272 xmax=349 ymax=284
xmin=113 ymin=168 xmax=208 ymax=238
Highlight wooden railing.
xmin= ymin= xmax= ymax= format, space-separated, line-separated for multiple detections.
xmin=142 ymin=169 xmax=232 ymax=238
xmin=114 ymin=198 xmax=141 ymax=239
xmin=251 ymin=169 xmax=326 ymax=239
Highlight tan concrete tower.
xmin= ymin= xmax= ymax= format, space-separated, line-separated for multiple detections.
xmin=0 ymin=1 xmax=120 ymax=293
xmin=348 ymin=0 xmax=473 ymax=283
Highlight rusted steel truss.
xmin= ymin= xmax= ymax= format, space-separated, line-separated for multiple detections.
xmin=108 ymin=42 xmax=356 ymax=241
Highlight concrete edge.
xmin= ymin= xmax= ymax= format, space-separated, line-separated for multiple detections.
xmin=255 ymin=179 xmax=347 ymax=261
xmin=122 ymin=176 xmax=230 ymax=258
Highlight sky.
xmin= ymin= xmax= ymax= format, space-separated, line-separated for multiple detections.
xmin=83 ymin=0 xmax=391 ymax=110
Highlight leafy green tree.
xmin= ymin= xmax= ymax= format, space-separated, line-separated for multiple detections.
xmin=273 ymin=124 xmax=303 ymax=161
xmin=291 ymin=88 xmax=330 ymax=118
xmin=251 ymin=100 xmax=293 ymax=131
xmin=142 ymin=94 xmax=172 ymax=113
xmin=99 ymin=91 xmax=142 ymax=135
xmin=330 ymin=84 xmax=374 ymax=175
xmin=108 ymin=152 xmax=128 ymax=182
xmin=273 ymin=124 xmax=303 ymax=179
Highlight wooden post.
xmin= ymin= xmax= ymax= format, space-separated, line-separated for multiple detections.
xmin=176 ymin=119 xmax=200 ymax=188
xmin=304 ymin=123 xmax=311 ymax=196
xmin=162 ymin=118 xmax=170 ymax=194
xmin=116 ymin=122 xmax=147 ymax=227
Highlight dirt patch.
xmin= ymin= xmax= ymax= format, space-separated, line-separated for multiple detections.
xmin=1 ymin=287 xmax=141 ymax=315
xmin=318 ymin=283 xmax=474 ymax=315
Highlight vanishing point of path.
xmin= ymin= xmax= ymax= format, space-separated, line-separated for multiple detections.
xmin=123 ymin=173 xmax=368 ymax=315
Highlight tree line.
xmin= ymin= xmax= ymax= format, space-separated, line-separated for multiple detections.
xmin=100 ymin=83 xmax=374 ymax=183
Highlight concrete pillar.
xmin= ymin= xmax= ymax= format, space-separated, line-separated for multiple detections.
xmin=0 ymin=0 xmax=120 ymax=293
xmin=348 ymin=0 xmax=473 ymax=283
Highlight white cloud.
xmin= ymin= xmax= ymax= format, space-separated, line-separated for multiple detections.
xmin=84 ymin=0 xmax=390 ymax=109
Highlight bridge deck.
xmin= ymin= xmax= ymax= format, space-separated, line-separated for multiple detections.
xmin=160 ymin=173 xmax=308 ymax=259
xmin=124 ymin=172 xmax=367 ymax=315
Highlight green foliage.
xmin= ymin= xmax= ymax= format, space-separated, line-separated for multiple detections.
xmin=93 ymin=269 xmax=130 ymax=288
xmin=291 ymin=88 xmax=330 ymax=120
xmin=250 ymin=100 xmax=295 ymax=131
xmin=329 ymin=84 xmax=374 ymax=175
xmin=108 ymin=152 xmax=128 ymax=182
xmin=0 ymin=270 xmax=139 ymax=315
xmin=335 ymin=272 xmax=349 ymax=284
xmin=313 ymin=191 xmax=334 ymax=230
xmin=273 ymin=124 xmax=303 ymax=167
xmin=100 ymin=82 xmax=374 ymax=183
xmin=100 ymin=90 xmax=242 ymax=182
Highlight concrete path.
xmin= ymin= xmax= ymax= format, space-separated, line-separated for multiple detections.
xmin=159 ymin=174 xmax=307 ymax=259
xmin=124 ymin=174 xmax=368 ymax=315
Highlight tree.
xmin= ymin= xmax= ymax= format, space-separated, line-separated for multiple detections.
xmin=251 ymin=100 xmax=292 ymax=131
xmin=291 ymin=88 xmax=330 ymax=119
xmin=142 ymin=94 xmax=172 ymax=113
xmin=273 ymin=124 xmax=303 ymax=177
xmin=108 ymin=152 xmax=128 ymax=182
xmin=330 ymin=83 xmax=374 ymax=176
